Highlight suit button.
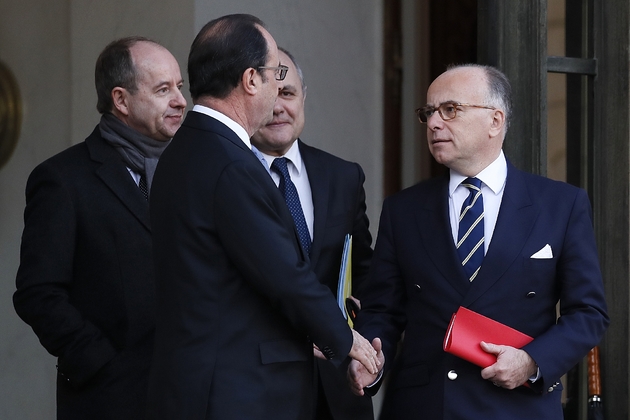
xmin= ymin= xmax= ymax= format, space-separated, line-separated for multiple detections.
xmin=447 ymin=370 xmax=458 ymax=380
xmin=526 ymin=291 xmax=536 ymax=298
xmin=547 ymin=381 xmax=560 ymax=393
xmin=321 ymin=346 xmax=335 ymax=360
xmin=414 ymin=284 xmax=421 ymax=291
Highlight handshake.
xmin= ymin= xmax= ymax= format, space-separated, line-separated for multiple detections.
xmin=314 ymin=329 xmax=384 ymax=397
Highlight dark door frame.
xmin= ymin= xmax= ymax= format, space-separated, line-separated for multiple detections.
xmin=478 ymin=1 xmax=630 ymax=419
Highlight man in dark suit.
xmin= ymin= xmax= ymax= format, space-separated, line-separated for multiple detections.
xmin=13 ymin=37 xmax=186 ymax=419
xmin=146 ymin=14 xmax=379 ymax=420
xmin=251 ymin=47 xmax=374 ymax=420
xmin=348 ymin=64 xmax=609 ymax=419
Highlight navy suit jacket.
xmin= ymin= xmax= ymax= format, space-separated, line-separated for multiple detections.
xmin=14 ymin=127 xmax=156 ymax=419
xmin=299 ymin=140 xmax=374 ymax=419
xmin=355 ymin=161 xmax=609 ymax=420
xmin=146 ymin=111 xmax=353 ymax=420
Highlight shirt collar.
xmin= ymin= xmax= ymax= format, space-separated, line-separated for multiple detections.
xmin=192 ymin=104 xmax=251 ymax=149
xmin=260 ymin=140 xmax=303 ymax=174
xmin=449 ymin=150 xmax=507 ymax=197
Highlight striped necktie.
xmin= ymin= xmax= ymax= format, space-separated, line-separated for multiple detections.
xmin=457 ymin=177 xmax=484 ymax=281
xmin=271 ymin=157 xmax=311 ymax=256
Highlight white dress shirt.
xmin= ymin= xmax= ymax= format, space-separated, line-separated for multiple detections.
xmin=259 ymin=141 xmax=314 ymax=240
xmin=127 ymin=168 xmax=141 ymax=186
xmin=448 ymin=150 xmax=508 ymax=254
xmin=192 ymin=104 xmax=251 ymax=147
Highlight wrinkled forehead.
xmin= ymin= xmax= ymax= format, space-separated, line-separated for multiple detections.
xmin=426 ymin=68 xmax=487 ymax=106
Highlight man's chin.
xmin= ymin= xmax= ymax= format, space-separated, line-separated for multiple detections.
xmin=259 ymin=126 xmax=291 ymax=141
xmin=252 ymin=135 xmax=294 ymax=155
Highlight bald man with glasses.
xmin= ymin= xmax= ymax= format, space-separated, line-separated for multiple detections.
xmin=348 ymin=64 xmax=608 ymax=420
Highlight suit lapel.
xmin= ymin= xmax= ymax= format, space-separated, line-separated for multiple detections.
xmin=462 ymin=164 xmax=539 ymax=306
xmin=86 ymin=131 xmax=151 ymax=231
xmin=299 ymin=141 xmax=327 ymax=266
xmin=417 ymin=176 xmax=471 ymax=297
xmin=185 ymin=112 xmax=310 ymax=261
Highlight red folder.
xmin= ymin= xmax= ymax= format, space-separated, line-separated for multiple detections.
xmin=443 ymin=306 xmax=533 ymax=368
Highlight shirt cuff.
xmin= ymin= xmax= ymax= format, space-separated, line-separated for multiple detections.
xmin=529 ymin=367 xmax=541 ymax=383
xmin=365 ymin=368 xmax=384 ymax=388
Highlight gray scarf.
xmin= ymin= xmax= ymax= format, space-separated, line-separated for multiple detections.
xmin=98 ymin=113 xmax=171 ymax=191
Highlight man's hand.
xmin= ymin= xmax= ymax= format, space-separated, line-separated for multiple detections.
xmin=348 ymin=330 xmax=381 ymax=376
xmin=348 ymin=337 xmax=384 ymax=396
xmin=347 ymin=296 xmax=361 ymax=310
xmin=313 ymin=343 xmax=326 ymax=360
xmin=480 ymin=341 xmax=537 ymax=389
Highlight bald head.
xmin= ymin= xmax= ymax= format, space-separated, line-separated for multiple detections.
xmin=425 ymin=64 xmax=510 ymax=176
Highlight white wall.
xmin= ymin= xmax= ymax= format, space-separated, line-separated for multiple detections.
xmin=0 ymin=1 xmax=384 ymax=418
xmin=0 ymin=1 xmax=71 ymax=418
xmin=0 ymin=2 xmax=196 ymax=418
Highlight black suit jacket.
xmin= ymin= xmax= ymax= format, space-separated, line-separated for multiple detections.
xmin=355 ymin=162 xmax=609 ymax=420
xmin=14 ymin=127 xmax=156 ymax=419
xmin=298 ymin=140 xmax=374 ymax=419
xmin=146 ymin=111 xmax=353 ymax=420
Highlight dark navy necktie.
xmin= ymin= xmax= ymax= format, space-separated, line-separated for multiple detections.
xmin=271 ymin=157 xmax=311 ymax=256
xmin=139 ymin=174 xmax=148 ymax=200
xmin=456 ymin=177 xmax=484 ymax=281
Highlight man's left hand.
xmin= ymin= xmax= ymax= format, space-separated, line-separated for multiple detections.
xmin=480 ymin=341 xmax=537 ymax=389
xmin=347 ymin=337 xmax=384 ymax=396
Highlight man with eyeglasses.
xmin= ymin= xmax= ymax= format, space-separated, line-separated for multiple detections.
xmin=146 ymin=14 xmax=380 ymax=420
xmin=348 ymin=64 xmax=608 ymax=420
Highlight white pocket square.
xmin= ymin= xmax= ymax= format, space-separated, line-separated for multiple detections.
xmin=530 ymin=244 xmax=553 ymax=259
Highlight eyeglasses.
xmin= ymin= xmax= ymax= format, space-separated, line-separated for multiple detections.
xmin=258 ymin=65 xmax=289 ymax=81
xmin=415 ymin=101 xmax=496 ymax=123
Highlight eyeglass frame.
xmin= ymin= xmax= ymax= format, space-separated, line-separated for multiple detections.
xmin=415 ymin=101 xmax=497 ymax=123
xmin=257 ymin=65 xmax=289 ymax=81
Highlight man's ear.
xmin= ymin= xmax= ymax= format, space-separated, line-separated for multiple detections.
xmin=111 ymin=87 xmax=130 ymax=116
xmin=489 ymin=109 xmax=505 ymax=137
xmin=241 ymin=68 xmax=259 ymax=96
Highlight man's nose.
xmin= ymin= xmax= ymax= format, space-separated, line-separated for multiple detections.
xmin=272 ymin=98 xmax=284 ymax=114
xmin=171 ymin=89 xmax=187 ymax=108
xmin=427 ymin=111 xmax=443 ymax=130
